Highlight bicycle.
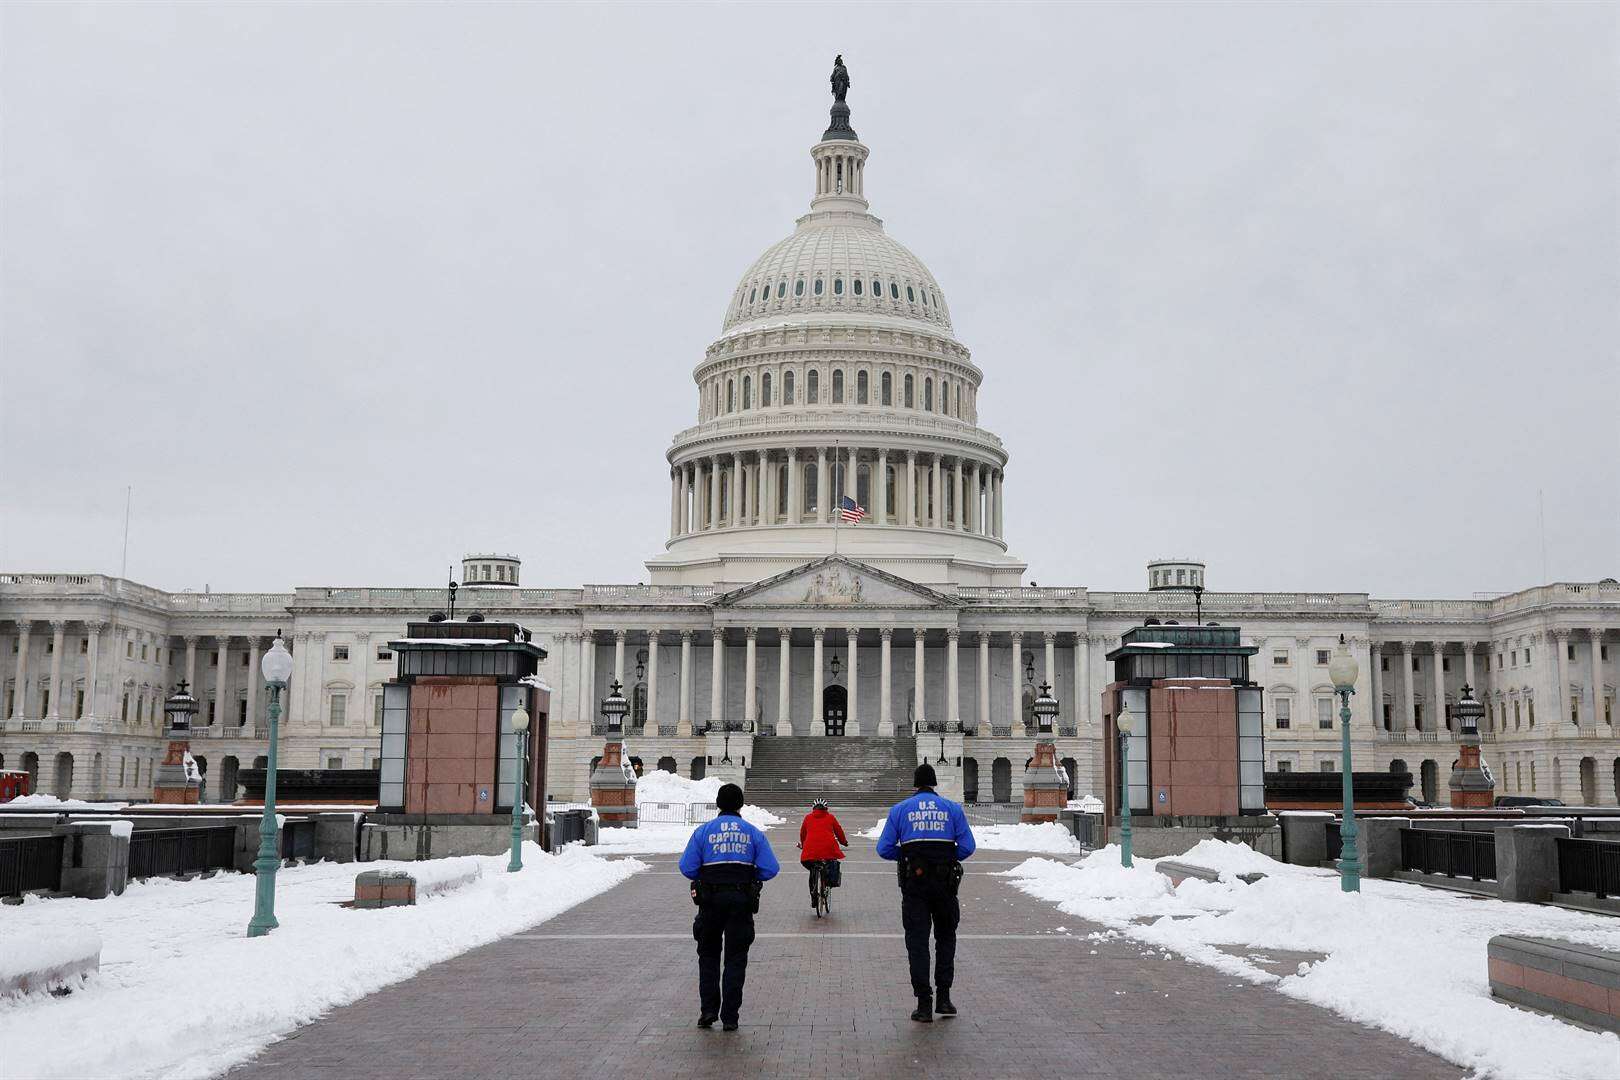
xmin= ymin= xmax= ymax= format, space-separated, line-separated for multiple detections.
xmin=808 ymin=860 xmax=833 ymax=918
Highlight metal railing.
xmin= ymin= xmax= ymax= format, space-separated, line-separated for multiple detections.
xmin=1399 ymin=828 xmax=1497 ymax=882
xmin=1556 ymin=838 xmax=1620 ymax=900
xmin=963 ymin=802 xmax=1023 ymax=825
xmin=128 ymin=826 xmax=237 ymax=881
xmin=0 ymin=834 xmax=64 ymax=897
xmin=636 ymin=801 xmax=720 ymax=825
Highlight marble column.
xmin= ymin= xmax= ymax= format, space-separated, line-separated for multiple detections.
xmin=844 ymin=628 xmax=859 ymax=736
xmin=578 ymin=633 xmax=593 ymax=726
xmin=978 ymin=632 xmax=990 ymax=733
xmin=913 ymin=629 xmax=926 ymax=729
xmin=1552 ymin=630 xmax=1572 ymax=727
xmin=777 ymin=631 xmax=792 ymax=736
xmin=971 ymin=463 xmax=982 ymax=533
xmin=953 ymin=460 xmax=964 ymax=530
xmin=931 ymin=455 xmax=942 ymax=527
xmin=816 ymin=448 xmax=829 ymax=524
xmin=812 ymin=628 xmax=826 ymax=735
xmin=1463 ymin=642 xmax=1476 ymax=698
xmin=678 ymin=630 xmax=693 ymax=737
xmin=995 ymin=470 xmax=1005 ymax=537
xmin=184 ymin=636 xmax=198 ymax=692
xmin=214 ymin=635 xmax=230 ymax=727
xmin=787 ymin=449 xmax=801 ymax=525
xmin=45 ymin=621 xmax=66 ymax=720
xmin=614 ymin=629 xmax=626 ymax=685
xmin=1400 ymin=641 xmax=1415 ymax=731
xmin=708 ymin=458 xmax=720 ymax=530
xmin=905 ymin=451 xmax=917 ymax=526
xmin=1043 ymin=630 xmax=1056 ymax=692
xmin=1432 ymin=641 xmax=1448 ymax=730
xmin=757 ymin=450 xmax=769 ymax=524
xmin=247 ymin=637 xmax=262 ymax=730
xmin=83 ymin=622 xmax=104 ymax=722
xmin=670 ymin=468 xmax=680 ymax=537
xmin=1369 ymin=641 xmax=1383 ymax=730
xmin=1588 ymin=630 xmax=1605 ymax=727
xmin=710 ymin=628 xmax=724 ymax=730
xmin=946 ymin=629 xmax=960 ymax=727
xmin=879 ymin=628 xmax=893 ymax=736
xmin=1073 ymin=631 xmax=1089 ymax=732
xmin=647 ymin=630 xmax=660 ymax=733
xmin=843 ymin=448 xmax=856 ymax=504
xmin=877 ymin=449 xmax=889 ymax=524
xmin=1010 ymin=631 xmax=1023 ymax=732
xmin=730 ymin=454 xmax=743 ymax=527
xmin=743 ymin=628 xmax=757 ymax=731
xmin=10 ymin=621 xmax=31 ymax=721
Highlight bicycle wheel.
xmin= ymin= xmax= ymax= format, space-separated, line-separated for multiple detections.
xmin=811 ymin=867 xmax=824 ymax=918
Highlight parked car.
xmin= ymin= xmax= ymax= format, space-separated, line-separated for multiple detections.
xmin=1493 ymin=795 xmax=1565 ymax=807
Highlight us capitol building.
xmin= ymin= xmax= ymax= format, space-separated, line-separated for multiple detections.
xmin=3 ymin=61 xmax=1617 ymax=808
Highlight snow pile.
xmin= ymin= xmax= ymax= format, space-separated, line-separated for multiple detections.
xmin=972 ymin=822 xmax=1086 ymax=854
xmin=3 ymin=794 xmax=128 ymax=811
xmin=0 ymin=927 xmax=102 ymax=993
xmin=592 ymin=822 xmax=700 ymax=855
xmin=1003 ymin=844 xmax=1620 ymax=1078
xmin=630 ymin=770 xmax=782 ymax=826
xmin=0 ymin=844 xmax=641 ymax=1080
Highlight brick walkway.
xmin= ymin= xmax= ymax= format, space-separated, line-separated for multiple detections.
xmin=231 ymin=810 xmax=1460 ymax=1080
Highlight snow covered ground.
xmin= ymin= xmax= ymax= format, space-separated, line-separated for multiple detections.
xmin=1003 ymin=841 xmax=1620 ymax=1079
xmin=0 ymin=844 xmax=641 ymax=1080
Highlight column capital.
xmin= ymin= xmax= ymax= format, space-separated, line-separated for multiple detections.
xmin=1587 ymin=627 xmax=1605 ymax=642
xmin=812 ymin=626 xmax=825 ymax=640
xmin=711 ymin=627 xmax=725 ymax=643
xmin=216 ymin=634 xmax=233 ymax=647
xmin=912 ymin=627 xmax=927 ymax=639
xmin=85 ymin=621 xmax=107 ymax=635
xmin=14 ymin=619 xmax=34 ymax=635
xmin=647 ymin=629 xmax=660 ymax=644
xmin=1549 ymin=628 xmax=1571 ymax=643
xmin=184 ymin=634 xmax=199 ymax=645
xmin=49 ymin=619 xmax=67 ymax=634
xmin=1043 ymin=630 xmax=1057 ymax=644
xmin=614 ymin=628 xmax=627 ymax=643
xmin=1399 ymin=640 xmax=1414 ymax=653
xmin=745 ymin=627 xmax=758 ymax=641
xmin=1009 ymin=629 xmax=1023 ymax=642
xmin=907 ymin=449 xmax=917 ymax=462
xmin=946 ymin=628 xmax=960 ymax=642
xmin=978 ymin=630 xmax=993 ymax=646
xmin=845 ymin=627 xmax=859 ymax=639
xmin=880 ymin=627 xmax=893 ymax=641
xmin=680 ymin=629 xmax=694 ymax=643
xmin=788 ymin=447 xmax=798 ymax=461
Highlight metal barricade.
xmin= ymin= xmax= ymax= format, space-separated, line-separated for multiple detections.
xmin=0 ymin=833 xmax=64 ymax=897
xmin=1556 ymin=837 xmax=1620 ymax=899
xmin=1398 ymin=828 xmax=1497 ymax=882
xmin=128 ymin=826 xmax=237 ymax=881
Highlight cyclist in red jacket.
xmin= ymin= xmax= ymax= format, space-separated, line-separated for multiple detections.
xmin=797 ymin=797 xmax=848 ymax=906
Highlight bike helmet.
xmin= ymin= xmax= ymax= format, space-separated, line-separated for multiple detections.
xmin=811 ymin=797 xmax=830 ymax=809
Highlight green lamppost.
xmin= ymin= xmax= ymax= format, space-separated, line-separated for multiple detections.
xmin=1116 ymin=703 xmax=1136 ymax=868
xmin=248 ymin=636 xmax=294 ymax=937
xmin=1328 ymin=636 xmax=1362 ymax=892
xmin=508 ymin=702 xmax=531 ymax=873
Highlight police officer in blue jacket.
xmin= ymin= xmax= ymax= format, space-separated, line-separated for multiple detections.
xmin=678 ymin=782 xmax=780 ymax=1030
xmin=876 ymin=763 xmax=976 ymax=1022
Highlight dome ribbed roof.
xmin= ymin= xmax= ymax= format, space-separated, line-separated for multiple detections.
xmin=722 ymin=215 xmax=953 ymax=335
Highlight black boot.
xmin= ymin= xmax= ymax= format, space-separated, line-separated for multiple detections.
xmin=721 ymin=1019 xmax=739 ymax=1031
xmin=697 ymin=1013 xmax=718 ymax=1029
xmin=911 ymin=993 xmax=933 ymax=1023
xmin=935 ymin=990 xmax=956 ymax=1017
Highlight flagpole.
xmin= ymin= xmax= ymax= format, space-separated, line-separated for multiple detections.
xmin=833 ymin=440 xmax=840 ymax=555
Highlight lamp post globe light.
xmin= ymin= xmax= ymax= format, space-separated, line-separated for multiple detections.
xmin=1116 ymin=703 xmax=1135 ymax=868
xmin=248 ymin=636 xmax=295 ymax=937
xmin=1032 ymin=682 xmax=1058 ymax=736
xmin=508 ymin=704 xmax=530 ymax=873
xmin=1327 ymin=636 xmax=1362 ymax=893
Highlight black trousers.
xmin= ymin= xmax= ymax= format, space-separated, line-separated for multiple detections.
xmin=694 ymin=891 xmax=756 ymax=1022
xmin=900 ymin=885 xmax=960 ymax=996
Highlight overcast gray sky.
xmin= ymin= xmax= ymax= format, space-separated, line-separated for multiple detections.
xmin=2 ymin=2 xmax=1615 ymax=598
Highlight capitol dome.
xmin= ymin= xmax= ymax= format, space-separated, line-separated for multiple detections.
xmin=723 ymin=220 xmax=954 ymax=336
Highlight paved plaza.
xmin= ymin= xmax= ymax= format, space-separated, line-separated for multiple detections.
xmin=231 ymin=811 xmax=1460 ymax=1080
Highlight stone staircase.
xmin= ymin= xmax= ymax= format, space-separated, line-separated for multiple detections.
xmin=745 ymin=735 xmax=918 ymax=807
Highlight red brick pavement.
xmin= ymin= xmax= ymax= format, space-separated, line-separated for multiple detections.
xmin=229 ymin=809 xmax=1460 ymax=1080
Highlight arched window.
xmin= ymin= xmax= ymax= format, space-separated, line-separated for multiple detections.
xmin=857 ymin=462 xmax=871 ymax=509
xmin=814 ymin=278 xmax=824 ymax=296
xmin=904 ymin=374 xmax=914 ymax=407
xmin=924 ymin=377 xmax=933 ymax=411
xmin=794 ymin=279 xmax=804 ymax=297
xmin=748 ymin=287 xmax=757 ymax=303
xmin=777 ymin=464 xmax=789 ymax=515
xmin=853 ymin=278 xmax=863 ymax=296
xmin=777 ymin=281 xmax=786 ymax=299
xmin=907 ymin=285 xmax=916 ymax=303
xmin=833 ymin=278 xmax=844 ymax=296
xmin=741 ymin=375 xmax=751 ymax=410
xmin=890 ymin=282 xmax=900 ymax=299
xmin=803 ymin=462 xmax=818 ymax=514
xmin=831 ymin=369 xmax=844 ymax=403
xmin=807 ymin=369 xmax=820 ymax=403
xmin=872 ymin=278 xmax=881 ymax=296
xmin=881 ymin=371 xmax=892 ymax=405
xmin=727 ymin=379 xmax=735 ymax=412
xmin=856 ymin=370 xmax=869 ymax=404
xmin=761 ymin=372 xmax=772 ymax=406
xmin=885 ymin=464 xmax=896 ymax=515
xmin=784 ymin=370 xmax=795 ymax=404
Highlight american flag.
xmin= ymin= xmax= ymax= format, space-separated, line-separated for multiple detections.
xmin=838 ymin=495 xmax=866 ymax=523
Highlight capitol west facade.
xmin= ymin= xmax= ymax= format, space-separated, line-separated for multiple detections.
xmin=3 ymin=73 xmax=1617 ymax=808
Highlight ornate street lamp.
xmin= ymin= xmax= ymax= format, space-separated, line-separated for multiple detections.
xmin=508 ymin=703 xmax=530 ymax=873
xmin=589 ymin=679 xmax=638 ymax=829
xmin=1453 ymin=684 xmax=1484 ymax=738
xmin=829 ymin=654 xmax=841 ymax=681
xmin=162 ymin=681 xmax=198 ymax=734
xmin=154 ymin=680 xmax=203 ymax=804
xmin=248 ymin=636 xmax=294 ymax=937
xmin=1447 ymin=684 xmax=1494 ymax=809
xmin=1032 ymin=681 xmax=1058 ymax=735
xmin=1328 ymin=636 xmax=1362 ymax=892
xmin=1116 ymin=703 xmax=1136 ymax=868
xmin=601 ymin=678 xmax=629 ymax=737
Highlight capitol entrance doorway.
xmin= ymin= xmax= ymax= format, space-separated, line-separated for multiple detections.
xmin=823 ymin=685 xmax=847 ymax=736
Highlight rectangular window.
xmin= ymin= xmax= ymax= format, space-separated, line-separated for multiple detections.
xmin=332 ymin=645 xmax=350 ymax=661
xmin=79 ymin=639 xmax=88 ymax=654
xmin=122 ymin=693 xmax=130 ymax=722
xmin=1380 ymin=656 xmax=1389 ymax=672
xmin=241 ymin=653 xmax=250 ymax=666
xmin=210 ymin=653 xmax=218 ymax=667
xmin=1414 ymin=702 xmax=1424 ymax=728
xmin=238 ymin=699 xmax=248 ymax=724
xmin=373 ymin=693 xmax=384 ymax=726
xmin=208 ymin=699 xmax=216 ymax=724
xmin=330 ymin=693 xmax=347 ymax=725
xmin=1441 ymin=657 xmax=1450 ymax=672
xmin=1320 ymin=759 xmax=1336 ymax=773
xmin=75 ymin=690 xmax=84 ymax=718
xmin=1571 ymin=695 xmax=1580 ymax=724
xmin=1526 ymin=648 xmax=1533 ymax=665
xmin=45 ymin=639 xmax=54 ymax=655
xmin=1272 ymin=652 xmax=1289 ymax=666
xmin=379 ymin=684 xmax=410 ymax=810
xmin=325 ymin=755 xmax=343 ymax=770
xmin=1315 ymin=650 xmax=1330 ymax=665
xmin=1316 ymin=698 xmax=1333 ymax=729
xmin=141 ymin=644 xmax=148 ymax=660
xmin=1276 ymin=760 xmax=1293 ymax=773
xmin=1274 ymin=698 xmax=1291 ymax=729
xmin=376 ymin=648 xmax=393 ymax=661
xmin=1412 ymin=656 xmax=1420 ymax=672
xmin=1568 ymin=644 xmax=1577 ymax=661
xmin=127 ymin=641 xmax=134 ymax=658
xmin=1497 ymin=653 xmax=1503 ymax=668
xmin=1382 ymin=702 xmax=1392 ymax=728
xmin=40 ymin=689 xmax=50 ymax=716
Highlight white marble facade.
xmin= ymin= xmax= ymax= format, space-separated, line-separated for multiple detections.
xmin=3 ymin=76 xmax=1617 ymax=807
